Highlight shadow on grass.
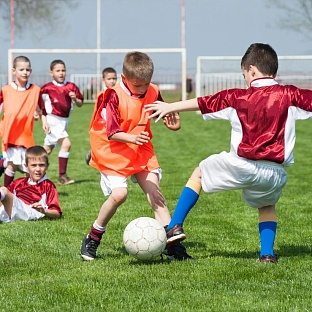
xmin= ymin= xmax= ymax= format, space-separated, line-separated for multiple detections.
xmin=198 ymin=244 xmax=311 ymax=260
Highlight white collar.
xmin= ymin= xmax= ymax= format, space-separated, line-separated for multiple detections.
xmin=10 ymin=81 xmax=31 ymax=91
xmin=250 ymin=78 xmax=278 ymax=88
xmin=52 ymin=79 xmax=67 ymax=86
xmin=27 ymin=174 xmax=47 ymax=185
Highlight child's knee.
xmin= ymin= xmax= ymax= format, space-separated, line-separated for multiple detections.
xmin=111 ymin=188 xmax=128 ymax=204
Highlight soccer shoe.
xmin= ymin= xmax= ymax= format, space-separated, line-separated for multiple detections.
xmin=259 ymin=254 xmax=278 ymax=263
xmin=165 ymin=242 xmax=194 ymax=261
xmin=166 ymin=224 xmax=186 ymax=245
xmin=58 ymin=174 xmax=75 ymax=185
xmin=85 ymin=150 xmax=91 ymax=166
xmin=80 ymin=235 xmax=100 ymax=261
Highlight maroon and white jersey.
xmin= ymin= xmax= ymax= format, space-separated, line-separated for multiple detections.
xmin=198 ymin=78 xmax=312 ymax=166
xmin=40 ymin=80 xmax=83 ymax=117
xmin=8 ymin=176 xmax=62 ymax=214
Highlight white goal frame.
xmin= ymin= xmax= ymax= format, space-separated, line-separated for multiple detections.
xmin=8 ymin=48 xmax=187 ymax=100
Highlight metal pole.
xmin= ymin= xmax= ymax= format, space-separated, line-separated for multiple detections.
xmin=96 ymin=0 xmax=101 ymax=94
xmin=181 ymin=0 xmax=186 ymax=100
xmin=9 ymin=0 xmax=15 ymax=83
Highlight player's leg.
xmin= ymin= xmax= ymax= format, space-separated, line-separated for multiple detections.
xmin=43 ymin=144 xmax=54 ymax=155
xmin=243 ymin=162 xmax=287 ymax=263
xmin=165 ymin=167 xmax=202 ymax=244
xmin=4 ymin=147 xmax=27 ymax=186
xmin=0 ymin=186 xmax=14 ymax=217
xmin=258 ymin=205 xmax=278 ymax=263
xmin=135 ymin=170 xmax=194 ymax=261
xmin=0 ymin=155 xmax=6 ymax=177
xmin=135 ymin=170 xmax=171 ymax=226
xmin=57 ymin=137 xmax=74 ymax=185
xmin=81 ymin=174 xmax=128 ymax=261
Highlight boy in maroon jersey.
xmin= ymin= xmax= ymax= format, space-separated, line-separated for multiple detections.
xmin=146 ymin=43 xmax=312 ymax=264
xmin=40 ymin=59 xmax=84 ymax=186
xmin=0 ymin=145 xmax=62 ymax=222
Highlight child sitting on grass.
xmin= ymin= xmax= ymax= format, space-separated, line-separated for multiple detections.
xmin=0 ymin=145 xmax=62 ymax=222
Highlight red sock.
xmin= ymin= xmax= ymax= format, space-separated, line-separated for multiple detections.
xmin=89 ymin=226 xmax=105 ymax=242
xmin=58 ymin=157 xmax=68 ymax=177
xmin=4 ymin=173 xmax=14 ymax=187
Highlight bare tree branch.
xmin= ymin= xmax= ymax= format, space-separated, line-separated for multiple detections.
xmin=0 ymin=0 xmax=79 ymax=40
xmin=268 ymin=0 xmax=312 ymax=40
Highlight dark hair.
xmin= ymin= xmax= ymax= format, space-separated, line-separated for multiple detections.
xmin=25 ymin=146 xmax=49 ymax=165
xmin=241 ymin=43 xmax=278 ymax=77
xmin=50 ymin=59 xmax=66 ymax=71
xmin=122 ymin=51 xmax=154 ymax=81
xmin=102 ymin=67 xmax=117 ymax=78
xmin=13 ymin=56 xmax=31 ymax=68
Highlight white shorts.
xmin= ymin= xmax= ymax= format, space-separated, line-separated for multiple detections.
xmin=0 ymin=196 xmax=44 ymax=222
xmin=44 ymin=114 xmax=69 ymax=146
xmin=199 ymin=152 xmax=288 ymax=208
xmin=4 ymin=147 xmax=27 ymax=172
xmin=100 ymin=168 xmax=162 ymax=196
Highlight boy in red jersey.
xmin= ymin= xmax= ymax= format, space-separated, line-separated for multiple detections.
xmin=40 ymin=59 xmax=84 ymax=186
xmin=85 ymin=67 xmax=117 ymax=165
xmin=0 ymin=145 xmax=62 ymax=222
xmin=146 ymin=43 xmax=312 ymax=264
xmin=81 ymin=51 xmax=193 ymax=261
xmin=0 ymin=55 xmax=42 ymax=187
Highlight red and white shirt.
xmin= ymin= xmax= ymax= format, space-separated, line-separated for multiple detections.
xmin=40 ymin=80 xmax=83 ymax=118
xmin=198 ymin=78 xmax=312 ymax=166
xmin=8 ymin=176 xmax=62 ymax=214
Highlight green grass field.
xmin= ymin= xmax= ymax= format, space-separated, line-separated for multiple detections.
xmin=1 ymin=97 xmax=312 ymax=311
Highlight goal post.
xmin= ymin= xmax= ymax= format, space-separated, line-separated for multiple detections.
xmin=8 ymin=48 xmax=188 ymax=100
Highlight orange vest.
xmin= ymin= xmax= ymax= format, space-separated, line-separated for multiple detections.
xmin=89 ymin=83 xmax=160 ymax=176
xmin=0 ymin=84 xmax=40 ymax=150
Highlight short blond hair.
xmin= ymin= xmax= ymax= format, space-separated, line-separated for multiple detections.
xmin=25 ymin=146 xmax=49 ymax=166
xmin=13 ymin=56 xmax=31 ymax=69
xmin=122 ymin=51 xmax=154 ymax=81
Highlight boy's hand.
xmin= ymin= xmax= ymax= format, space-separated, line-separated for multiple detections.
xmin=133 ymin=131 xmax=150 ymax=145
xmin=69 ymin=91 xmax=77 ymax=101
xmin=31 ymin=202 xmax=46 ymax=214
xmin=163 ymin=113 xmax=180 ymax=131
xmin=145 ymin=101 xmax=171 ymax=122
xmin=42 ymin=123 xmax=51 ymax=134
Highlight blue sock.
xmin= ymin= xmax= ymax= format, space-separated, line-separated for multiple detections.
xmin=259 ymin=221 xmax=277 ymax=257
xmin=167 ymin=187 xmax=199 ymax=229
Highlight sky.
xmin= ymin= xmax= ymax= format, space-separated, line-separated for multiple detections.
xmin=0 ymin=0 xmax=311 ymax=78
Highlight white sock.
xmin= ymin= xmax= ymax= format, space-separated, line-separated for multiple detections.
xmin=93 ymin=220 xmax=106 ymax=232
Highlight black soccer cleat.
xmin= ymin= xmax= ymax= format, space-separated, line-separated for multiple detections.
xmin=80 ymin=234 xmax=100 ymax=261
xmin=166 ymin=224 xmax=186 ymax=245
xmin=259 ymin=254 xmax=278 ymax=263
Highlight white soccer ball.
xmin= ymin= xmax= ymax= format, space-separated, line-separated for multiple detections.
xmin=123 ymin=217 xmax=167 ymax=260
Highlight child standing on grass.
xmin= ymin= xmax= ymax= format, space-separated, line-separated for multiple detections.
xmin=0 ymin=145 xmax=62 ymax=222
xmin=40 ymin=59 xmax=84 ymax=186
xmin=0 ymin=55 xmax=42 ymax=187
xmin=85 ymin=67 xmax=117 ymax=165
xmin=81 ymin=51 xmax=193 ymax=261
xmin=145 ymin=43 xmax=312 ymax=264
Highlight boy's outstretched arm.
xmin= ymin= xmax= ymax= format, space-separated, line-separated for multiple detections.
xmin=145 ymin=99 xmax=199 ymax=122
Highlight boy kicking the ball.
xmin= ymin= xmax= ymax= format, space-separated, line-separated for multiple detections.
xmin=145 ymin=43 xmax=312 ymax=263
xmin=80 ymin=51 xmax=193 ymax=261
xmin=0 ymin=145 xmax=62 ymax=222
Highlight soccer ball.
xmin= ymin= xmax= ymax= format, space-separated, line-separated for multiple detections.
xmin=123 ymin=217 xmax=167 ymax=260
